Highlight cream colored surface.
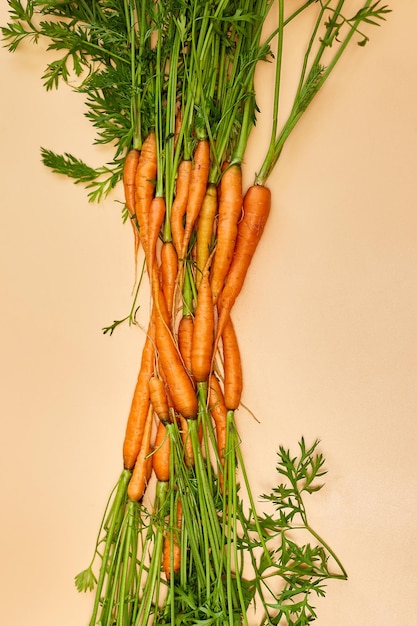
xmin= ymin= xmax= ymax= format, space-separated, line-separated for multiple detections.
xmin=0 ymin=3 xmax=416 ymax=625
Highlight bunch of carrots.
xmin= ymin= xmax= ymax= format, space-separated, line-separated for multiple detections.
xmin=2 ymin=0 xmax=390 ymax=623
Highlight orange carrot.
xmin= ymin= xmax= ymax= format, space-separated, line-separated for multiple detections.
xmin=149 ymin=375 xmax=170 ymax=424
xmin=171 ymin=160 xmax=192 ymax=255
xmin=216 ymin=184 xmax=271 ymax=342
xmin=160 ymin=242 xmax=178 ymax=320
xmin=182 ymin=139 xmax=210 ymax=258
xmin=191 ymin=268 xmax=215 ymax=383
xmin=152 ymin=421 xmax=170 ymax=482
xmin=177 ymin=314 xmax=194 ymax=379
xmin=195 ymin=183 xmax=217 ymax=289
xmin=147 ymin=196 xmax=166 ymax=275
xmin=123 ymin=148 xmax=140 ymax=219
xmin=127 ymin=404 xmax=154 ymax=501
xmin=123 ymin=147 xmax=141 ymax=265
xmin=163 ymin=498 xmax=182 ymax=580
xmin=222 ymin=316 xmax=243 ymax=410
xmin=208 ymin=374 xmax=227 ymax=488
xmin=123 ymin=315 xmax=156 ymax=470
xmin=135 ymin=132 xmax=157 ymax=264
xmin=210 ymin=164 xmax=243 ymax=304
xmin=153 ymin=271 xmax=198 ymax=419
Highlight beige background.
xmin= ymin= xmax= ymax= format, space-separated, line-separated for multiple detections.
xmin=1 ymin=2 xmax=416 ymax=624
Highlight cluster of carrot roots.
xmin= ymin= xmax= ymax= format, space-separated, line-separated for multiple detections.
xmin=76 ymin=126 xmax=276 ymax=624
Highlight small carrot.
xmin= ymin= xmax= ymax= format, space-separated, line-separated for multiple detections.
xmin=195 ymin=183 xmax=217 ymax=289
xmin=147 ymin=196 xmax=166 ymax=276
xmin=163 ymin=498 xmax=182 ymax=580
xmin=149 ymin=375 xmax=170 ymax=424
xmin=181 ymin=139 xmax=210 ymax=259
xmin=210 ymin=164 xmax=243 ymax=304
xmin=191 ymin=268 xmax=215 ymax=383
xmin=171 ymin=159 xmax=192 ymax=255
xmin=177 ymin=314 xmax=194 ymax=379
xmin=153 ymin=271 xmax=198 ymax=419
xmin=123 ymin=148 xmax=140 ymax=220
xmin=135 ymin=132 xmax=157 ymax=264
xmin=222 ymin=316 xmax=243 ymax=411
xmin=123 ymin=315 xmax=156 ymax=470
xmin=152 ymin=421 xmax=170 ymax=483
xmin=127 ymin=404 xmax=154 ymax=501
xmin=160 ymin=241 xmax=178 ymax=320
xmin=179 ymin=415 xmax=194 ymax=468
xmin=208 ymin=374 xmax=227 ymax=488
xmin=123 ymin=147 xmax=141 ymax=267
xmin=216 ymin=184 xmax=271 ymax=342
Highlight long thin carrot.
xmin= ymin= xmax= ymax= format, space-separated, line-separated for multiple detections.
xmin=160 ymin=241 xmax=178 ymax=320
xmin=181 ymin=139 xmax=210 ymax=259
xmin=152 ymin=421 xmax=170 ymax=483
xmin=153 ymin=270 xmax=198 ymax=419
xmin=216 ymin=184 xmax=271 ymax=342
xmin=171 ymin=159 xmax=192 ymax=255
xmin=122 ymin=315 xmax=156 ymax=470
xmin=177 ymin=314 xmax=194 ymax=380
xmin=191 ymin=268 xmax=215 ymax=383
xmin=210 ymin=164 xmax=243 ymax=304
xmin=195 ymin=183 xmax=217 ymax=289
xmin=127 ymin=404 xmax=154 ymax=501
xmin=222 ymin=316 xmax=243 ymax=411
xmin=135 ymin=132 xmax=157 ymax=265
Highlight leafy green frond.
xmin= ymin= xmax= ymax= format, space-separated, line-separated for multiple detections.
xmin=40 ymin=148 xmax=101 ymax=183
